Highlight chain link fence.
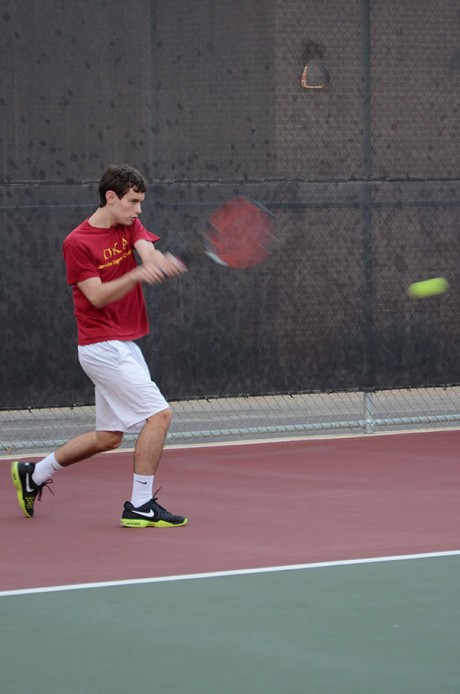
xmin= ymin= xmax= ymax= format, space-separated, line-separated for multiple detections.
xmin=3 ymin=387 xmax=460 ymax=455
xmin=1 ymin=0 xmax=459 ymax=455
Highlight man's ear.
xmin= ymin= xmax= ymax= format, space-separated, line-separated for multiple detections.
xmin=106 ymin=190 xmax=117 ymax=205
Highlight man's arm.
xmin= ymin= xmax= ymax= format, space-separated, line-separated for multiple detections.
xmin=134 ymin=239 xmax=185 ymax=277
xmin=76 ymin=267 xmax=149 ymax=309
xmin=76 ymin=242 xmax=185 ymax=310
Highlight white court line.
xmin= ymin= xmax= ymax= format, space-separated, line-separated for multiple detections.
xmin=1 ymin=550 xmax=459 ymax=598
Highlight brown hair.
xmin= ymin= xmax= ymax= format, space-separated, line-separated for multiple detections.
xmin=98 ymin=165 xmax=147 ymax=207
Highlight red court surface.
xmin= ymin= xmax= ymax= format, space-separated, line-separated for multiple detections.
xmin=1 ymin=430 xmax=459 ymax=592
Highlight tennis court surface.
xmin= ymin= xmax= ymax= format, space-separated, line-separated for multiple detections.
xmin=1 ymin=430 xmax=459 ymax=693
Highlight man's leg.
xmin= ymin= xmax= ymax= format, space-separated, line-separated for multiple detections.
xmin=55 ymin=430 xmax=124 ymax=466
xmin=133 ymin=408 xmax=172 ymax=475
xmin=11 ymin=430 xmax=123 ymax=518
xmin=121 ymin=409 xmax=188 ymax=528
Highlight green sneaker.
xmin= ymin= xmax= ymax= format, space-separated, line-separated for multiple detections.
xmin=121 ymin=494 xmax=188 ymax=528
xmin=11 ymin=461 xmax=53 ymax=518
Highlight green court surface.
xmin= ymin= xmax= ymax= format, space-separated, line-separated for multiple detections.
xmin=1 ymin=555 xmax=459 ymax=694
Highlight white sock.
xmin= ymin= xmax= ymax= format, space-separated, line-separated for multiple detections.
xmin=33 ymin=453 xmax=64 ymax=486
xmin=131 ymin=474 xmax=154 ymax=508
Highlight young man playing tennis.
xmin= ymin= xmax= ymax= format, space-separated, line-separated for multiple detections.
xmin=11 ymin=164 xmax=188 ymax=528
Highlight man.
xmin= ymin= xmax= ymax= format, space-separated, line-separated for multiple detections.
xmin=11 ymin=164 xmax=188 ymax=528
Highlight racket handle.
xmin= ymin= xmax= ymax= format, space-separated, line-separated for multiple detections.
xmin=173 ymin=238 xmax=206 ymax=266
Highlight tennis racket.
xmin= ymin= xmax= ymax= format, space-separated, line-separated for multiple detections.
xmin=177 ymin=196 xmax=274 ymax=269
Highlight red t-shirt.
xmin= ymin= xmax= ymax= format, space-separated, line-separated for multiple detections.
xmin=63 ymin=218 xmax=160 ymax=346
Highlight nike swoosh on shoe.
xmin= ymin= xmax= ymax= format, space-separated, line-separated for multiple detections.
xmin=25 ymin=473 xmax=35 ymax=494
xmin=134 ymin=509 xmax=156 ymax=518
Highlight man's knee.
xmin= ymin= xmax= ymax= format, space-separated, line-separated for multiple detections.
xmin=96 ymin=431 xmax=123 ymax=452
xmin=146 ymin=407 xmax=173 ymax=430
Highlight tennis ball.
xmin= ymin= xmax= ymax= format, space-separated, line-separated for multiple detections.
xmin=407 ymin=277 xmax=449 ymax=299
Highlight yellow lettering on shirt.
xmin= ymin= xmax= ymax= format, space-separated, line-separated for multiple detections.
xmin=102 ymin=237 xmax=130 ymax=262
xmin=98 ymin=245 xmax=132 ymax=270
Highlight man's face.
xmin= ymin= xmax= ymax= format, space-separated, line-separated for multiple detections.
xmin=107 ymin=187 xmax=145 ymax=225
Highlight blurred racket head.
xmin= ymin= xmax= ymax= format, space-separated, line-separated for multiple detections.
xmin=203 ymin=197 xmax=274 ymax=269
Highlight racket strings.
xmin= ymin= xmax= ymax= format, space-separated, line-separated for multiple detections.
xmin=206 ymin=200 xmax=273 ymax=268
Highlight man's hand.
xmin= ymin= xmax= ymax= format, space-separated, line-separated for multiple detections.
xmin=135 ymin=251 xmax=187 ymax=285
xmin=77 ymin=253 xmax=187 ymax=308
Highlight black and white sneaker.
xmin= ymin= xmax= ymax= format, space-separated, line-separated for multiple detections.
xmin=11 ymin=461 xmax=53 ymax=518
xmin=120 ymin=494 xmax=188 ymax=528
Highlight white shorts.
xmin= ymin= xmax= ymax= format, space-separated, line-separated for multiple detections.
xmin=78 ymin=341 xmax=169 ymax=434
